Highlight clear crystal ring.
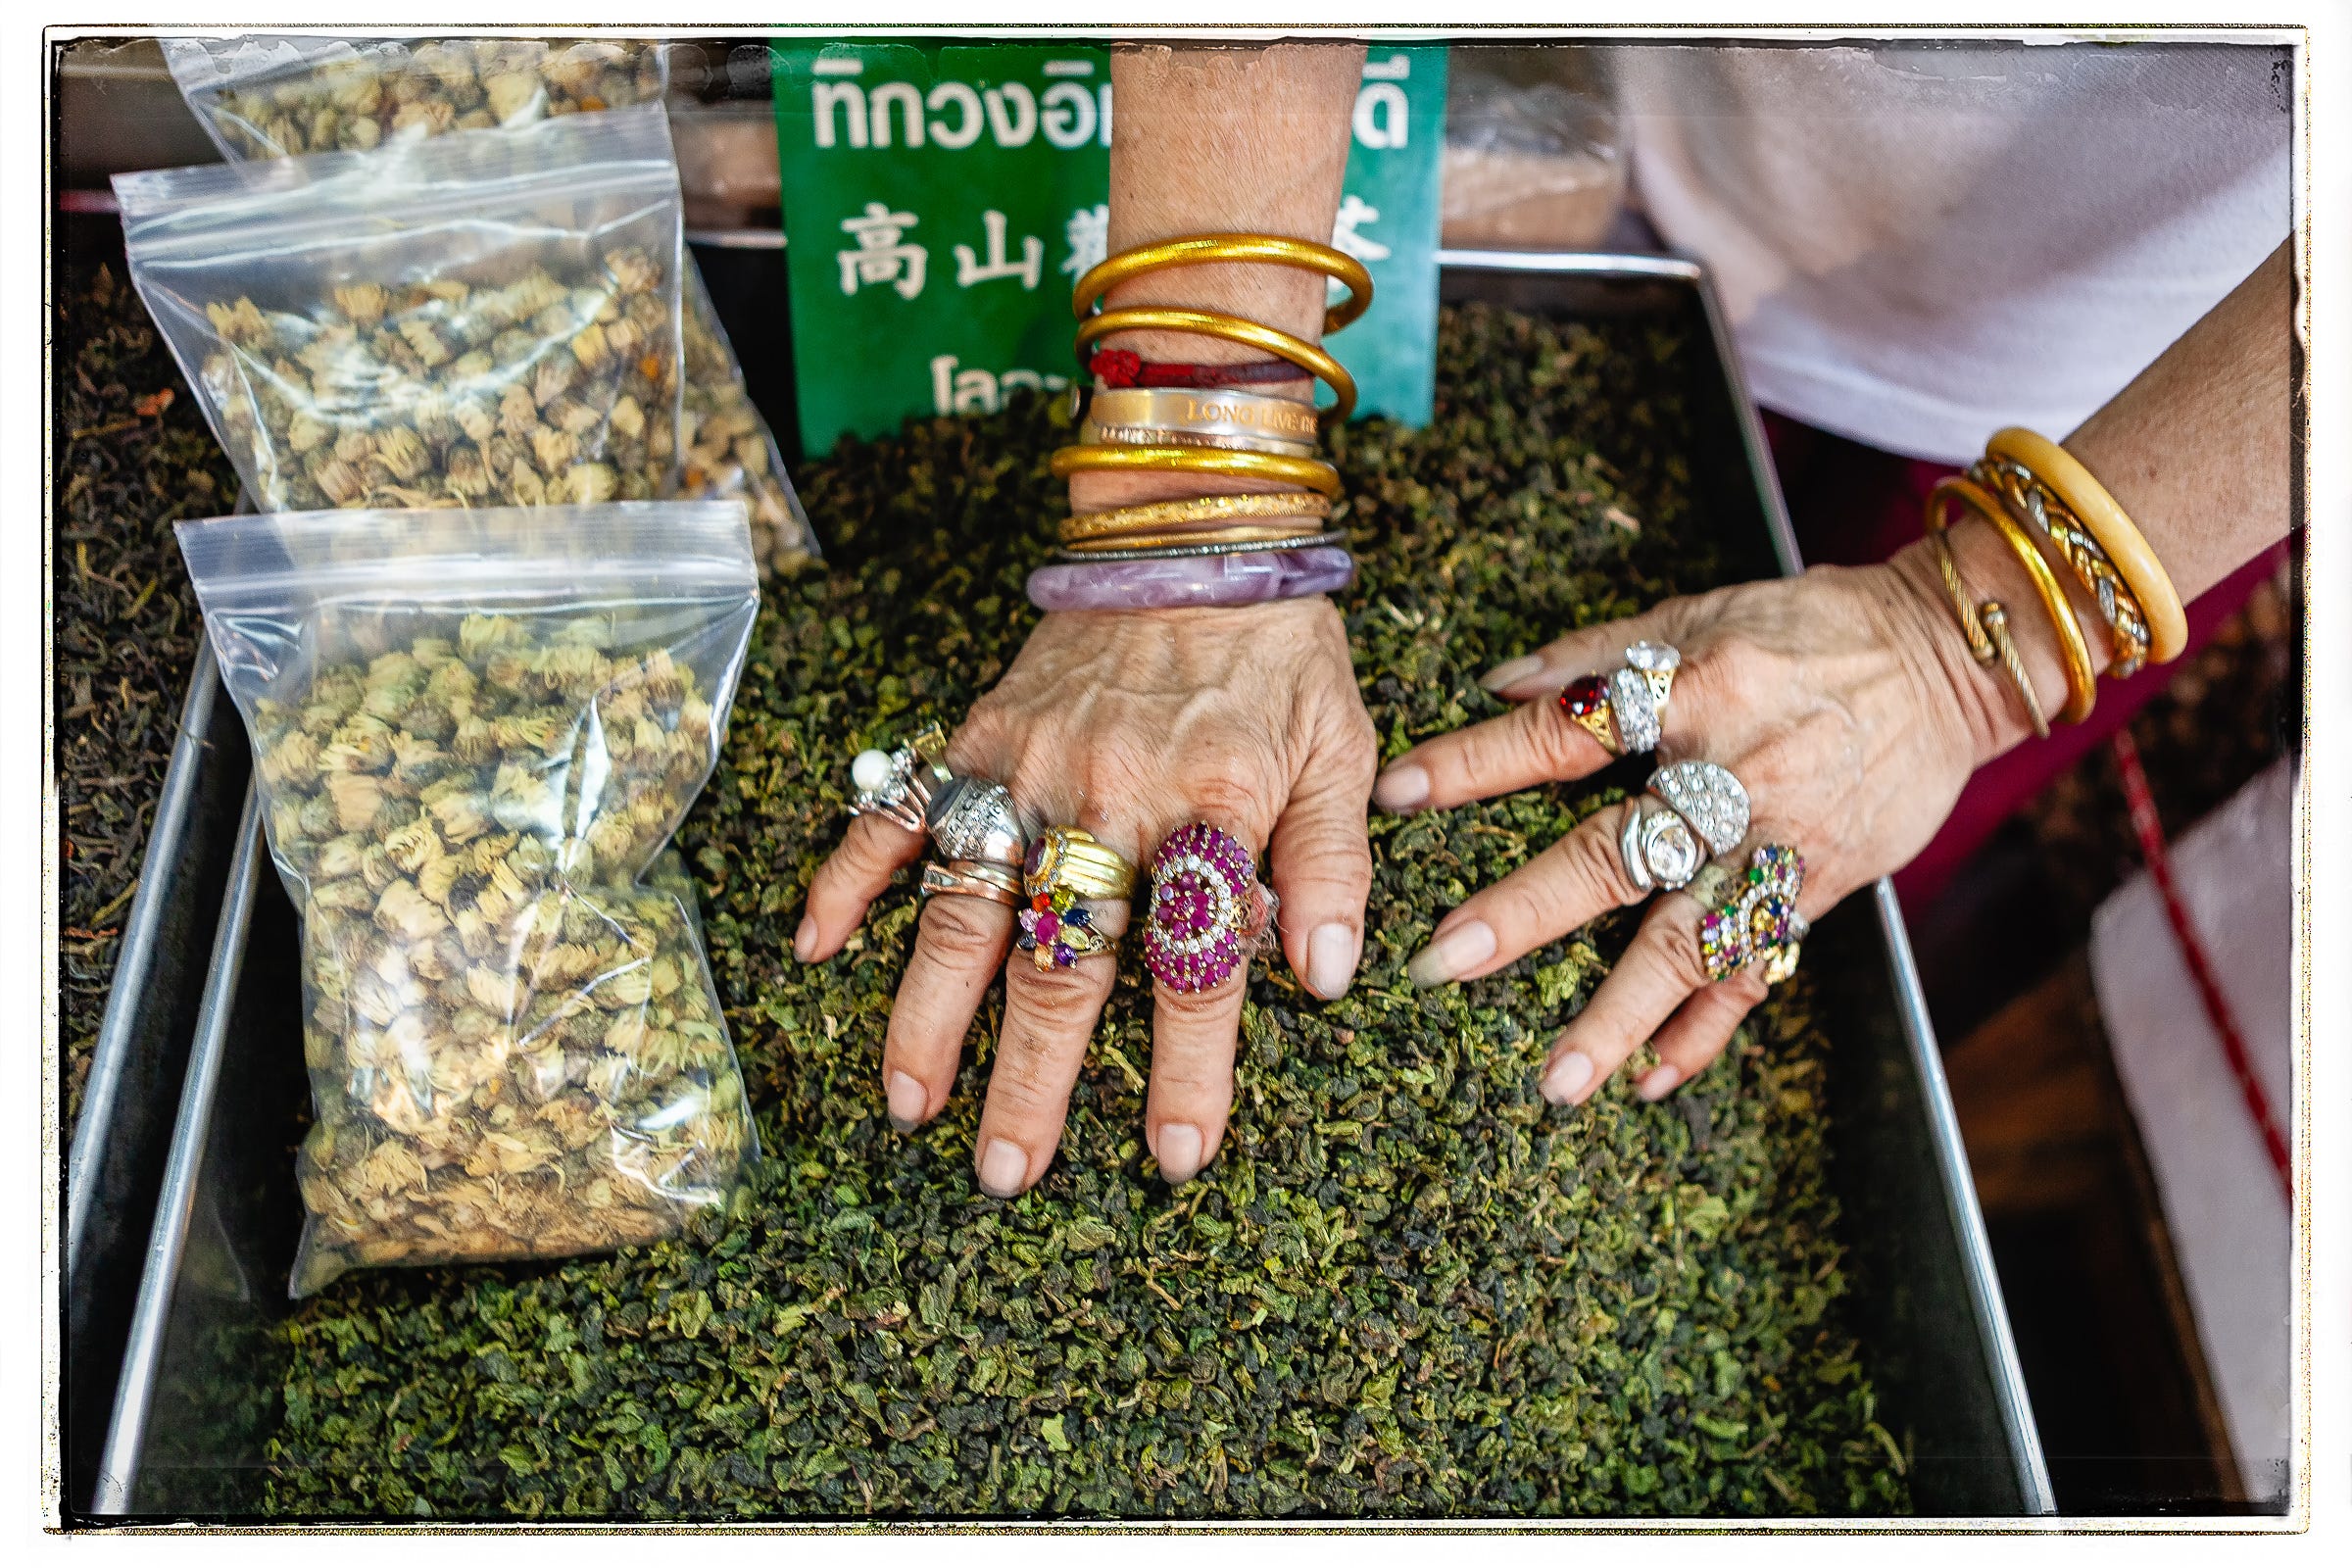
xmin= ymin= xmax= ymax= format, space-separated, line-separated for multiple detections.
xmin=1142 ymin=823 xmax=1280 ymax=993
xmin=1555 ymin=640 xmax=1680 ymax=756
xmin=1620 ymin=760 xmax=1750 ymax=892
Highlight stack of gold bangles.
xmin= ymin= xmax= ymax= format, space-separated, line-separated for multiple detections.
xmin=1026 ymin=232 xmax=1371 ymax=612
xmin=1924 ymin=425 xmax=2189 ymax=738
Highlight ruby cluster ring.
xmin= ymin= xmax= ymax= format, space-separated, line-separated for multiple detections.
xmin=1142 ymin=823 xmax=1279 ymax=993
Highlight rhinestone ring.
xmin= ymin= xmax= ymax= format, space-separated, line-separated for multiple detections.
xmin=1690 ymin=844 xmax=1808 ymax=985
xmin=1621 ymin=760 xmax=1753 ymax=891
xmin=1142 ymin=824 xmax=1280 ymax=993
xmin=1556 ymin=640 xmax=1681 ymax=756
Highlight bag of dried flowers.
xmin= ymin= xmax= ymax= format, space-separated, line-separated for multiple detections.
xmin=117 ymin=105 xmax=685 ymax=517
xmin=176 ymin=500 xmax=761 ymax=1297
xmin=161 ymin=34 xmax=818 ymax=576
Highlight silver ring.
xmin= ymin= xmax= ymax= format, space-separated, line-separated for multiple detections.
xmin=1647 ymin=760 xmax=1749 ymax=858
xmin=926 ymin=776 xmax=1036 ymax=866
xmin=1619 ymin=798 xmax=1708 ymax=891
xmin=850 ymin=724 xmax=954 ymax=835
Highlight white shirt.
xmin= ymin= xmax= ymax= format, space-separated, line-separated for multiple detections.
xmin=1616 ymin=42 xmax=2292 ymax=465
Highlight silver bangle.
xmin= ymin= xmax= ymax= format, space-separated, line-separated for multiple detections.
xmin=1053 ymin=529 xmax=1347 ymax=564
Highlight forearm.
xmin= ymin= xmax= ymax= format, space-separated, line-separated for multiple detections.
xmin=1908 ymin=240 xmax=2295 ymax=760
xmin=1072 ymin=42 xmax=1363 ymax=514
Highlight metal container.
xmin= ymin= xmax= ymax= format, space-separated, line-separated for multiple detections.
xmin=76 ymin=252 xmax=2052 ymax=1521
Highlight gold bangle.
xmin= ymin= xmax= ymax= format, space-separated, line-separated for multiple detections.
xmin=1061 ymin=522 xmax=1329 ymax=554
xmin=1081 ymin=421 xmax=1318 ymax=458
xmin=1049 ymin=443 xmax=1344 ymax=497
xmin=1928 ymin=475 xmax=2098 ymax=725
xmin=1072 ymin=233 xmax=1374 ymax=335
xmin=1060 ymin=492 xmax=1332 ymax=545
xmin=1971 ymin=455 xmax=2153 ymax=679
xmin=1985 ymin=427 xmax=2186 ymax=664
xmin=1074 ymin=307 xmax=1357 ymax=427
xmin=1926 ymin=515 xmax=2049 ymax=740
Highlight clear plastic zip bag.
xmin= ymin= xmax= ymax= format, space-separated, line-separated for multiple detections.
xmin=176 ymin=501 xmax=760 ymax=1296
xmin=161 ymin=34 xmax=817 ymax=575
xmin=159 ymin=35 xmax=670 ymax=157
xmin=117 ymin=105 xmax=685 ymax=515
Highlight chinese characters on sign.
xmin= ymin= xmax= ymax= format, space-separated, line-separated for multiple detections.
xmin=776 ymin=43 xmax=1446 ymax=456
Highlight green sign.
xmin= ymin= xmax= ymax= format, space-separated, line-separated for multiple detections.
xmin=773 ymin=41 xmax=1446 ymax=457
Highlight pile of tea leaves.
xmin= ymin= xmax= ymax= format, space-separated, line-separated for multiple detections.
xmin=56 ymin=255 xmax=238 ymax=1128
xmin=261 ymin=303 xmax=1910 ymax=1518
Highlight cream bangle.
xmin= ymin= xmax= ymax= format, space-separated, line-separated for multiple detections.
xmin=1985 ymin=427 xmax=2186 ymax=663
xmin=1060 ymin=492 xmax=1332 ymax=545
xmin=1087 ymin=386 xmax=1322 ymax=448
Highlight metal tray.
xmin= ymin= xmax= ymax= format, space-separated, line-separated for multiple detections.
xmin=76 ymin=252 xmax=2053 ymax=1522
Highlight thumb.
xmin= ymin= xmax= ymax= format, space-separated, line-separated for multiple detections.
xmin=1266 ymin=715 xmax=1376 ymax=1001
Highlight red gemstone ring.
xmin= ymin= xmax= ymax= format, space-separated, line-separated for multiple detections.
xmin=1142 ymin=824 xmax=1280 ymax=993
xmin=1554 ymin=640 xmax=1680 ymax=755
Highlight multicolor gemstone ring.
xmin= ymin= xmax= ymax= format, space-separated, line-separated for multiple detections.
xmin=1555 ymin=640 xmax=1680 ymax=756
xmin=1690 ymin=844 xmax=1808 ymax=985
xmin=1016 ymin=826 xmax=1136 ymax=971
xmin=1141 ymin=823 xmax=1280 ymax=994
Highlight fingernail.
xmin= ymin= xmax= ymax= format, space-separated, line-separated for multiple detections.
xmin=1543 ymin=1051 xmax=1596 ymax=1106
xmin=1155 ymin=1123 xmax=1205 ymax=1185
xmin=793 ymin=915 xmax=818 ymax=962
xmin=1372 ymin=763 xmax=1430 ymax=813
xmin=1406 ymin=919 xmax=1495 ymax=988
xmin=1637 ymin=1064 xmax=1682 ymax=1102
xmin=1480 ymin=655 xmax=1544 ymax=693
xmin=1306 ymin=922 xmax=1359 ymax=999
xmin=886 ymin=1071 xmax=926 ymax=1131
xmin=977 ymin=1139 xmax=1028 ymax=1199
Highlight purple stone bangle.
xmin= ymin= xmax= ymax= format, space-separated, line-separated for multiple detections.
xmin=1027 ymin=546 xmax=1354 ymax=613
xmin=1142 ymin=823 xmax=1279 ymax=993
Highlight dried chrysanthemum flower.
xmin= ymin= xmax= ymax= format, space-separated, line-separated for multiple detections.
xmin=258 ymin=618 xmax=747 ymax=1297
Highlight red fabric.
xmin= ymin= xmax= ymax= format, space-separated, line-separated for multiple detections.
xmin=1757 ymin=411 xmax=2286 ymax=914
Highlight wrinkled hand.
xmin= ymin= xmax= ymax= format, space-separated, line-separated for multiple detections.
xmin=1373 ymin=548 xmax=2011 ymax=1107
xmin=799 ymin=599 xmax=1377 ymax=1196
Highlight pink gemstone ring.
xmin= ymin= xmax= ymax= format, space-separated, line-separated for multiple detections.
xmin=1141 ymin=824 xmax=1280 ymax=993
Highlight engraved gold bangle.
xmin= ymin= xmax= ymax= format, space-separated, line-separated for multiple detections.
xmin=1061 ymin=521 xmax=1331 ymax=554
xmin=1928 ymin=475 xmax=2097 ymax=726
xmin=1088 ymin=386 xmax=1323 ymax=447
xmin=1073 ymin=307 xmax=1357 ymax=427
xmin=1970 ymin=456 xmax=2153 ymax=679
xmin=1081 ymin=421 xmax=1319 ymax=458
xmin=1926 ymin=525 xmax=2049 ymax=741
xmin=1060 ymin=492 xmax=1333 ymax=546
xmin=1985 ymin=427 xmax=2186 ymax=664
xmin=1072 ymin=233 xmax=1374 ymax=335
xmin=1049 ymin=443 xmax=1343 ymax=497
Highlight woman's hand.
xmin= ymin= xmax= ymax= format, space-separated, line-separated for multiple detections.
xmin=1372 ymin=542 xmax=2030 ymax=1107
xmin=797 ymin=599 xmax=1377 ymax=1197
